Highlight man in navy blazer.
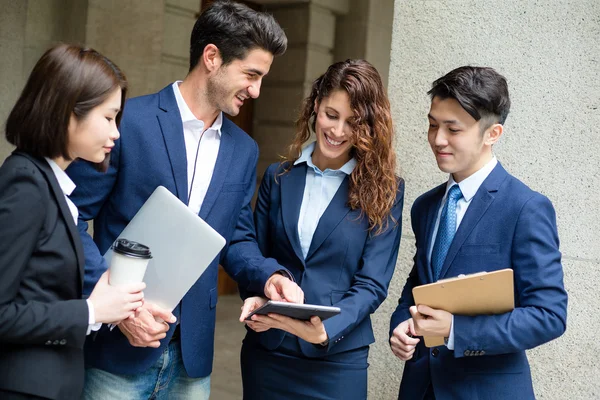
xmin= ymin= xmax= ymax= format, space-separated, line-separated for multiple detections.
xmin=389 ymin=66 xmax=567 ymax=400
xmin=67 ymin=2 xmax=302 ymax=399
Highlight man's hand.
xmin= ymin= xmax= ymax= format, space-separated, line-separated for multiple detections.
xmin=390 ymin=318 xmax=420 ymax=361
xmin=264 ymin=273 xmax=304 ymax=304
xmin=410 ymin=305 xmax=452 ymax=338
xmin=118 ymin=302 xmax=177 ymax=348
xmin=239 ymin=296 xmax=268 ymax=323
xmin=247 ymin=313 xmax=328 ymax=344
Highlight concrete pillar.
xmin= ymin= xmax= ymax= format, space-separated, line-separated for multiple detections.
xmin=85 ymin=0 xmax=165 ymax=97
xmin=334 ymin=0 xmax=394 ymax=88
xmin=369 ymin=1 xmax=600 ymax=398
xmin=253 ymin=0 xmax=349 ymax=177
xmin=0 ymin=0 xmax=27 ymax=161
xmin=85 ymin=0 xmax=200 ymax=97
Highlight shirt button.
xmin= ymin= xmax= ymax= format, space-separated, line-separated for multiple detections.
xmin=480 ymin=350 xmax=485 ymax=356
xmin=431 ymin=348 xmax=440 ymax=357
xmin=60 ymin=339 xmax=67 ymax=346
xmin=53 ymin=340 xmax=60 ymax=345
xmin=45 ymin=340 xmax=52 ymax=346
xmin=464 ymin=350 xmax=470 ymax=357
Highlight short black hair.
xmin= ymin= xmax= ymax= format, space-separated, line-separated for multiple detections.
xmin=5 ymin=44 xmax=127 ymax=171
xmin=428 ymin=66 xmax=511 ymax=128
xmin=189 ymin=0 xmax=287 ymax=71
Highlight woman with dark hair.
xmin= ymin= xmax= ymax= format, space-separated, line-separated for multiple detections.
xmin=239 ymin=59 xmax=405 ymax=399
xmin=0 ymin=44 xmax=145 ymax=400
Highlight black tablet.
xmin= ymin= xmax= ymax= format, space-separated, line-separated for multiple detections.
xmin=245 ymin=301 xmax=341 ymax=322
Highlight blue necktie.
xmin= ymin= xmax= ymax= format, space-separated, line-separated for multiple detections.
xmin=431 ymin=184 xmax=463 ymax=282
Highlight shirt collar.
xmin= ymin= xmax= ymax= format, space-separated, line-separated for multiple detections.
xmin=45 ymin=158 xmax=76 ymax=196
xmin=172 ymin=81 xmax=222 ymax=136
xmin=446 ymin=156 xmax=498 ymax=202
xmin=293 ymin=141 xmax=357 ymax=175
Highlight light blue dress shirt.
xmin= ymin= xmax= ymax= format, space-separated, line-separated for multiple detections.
xmin=293 ymin=142 xmax=357 ymax=259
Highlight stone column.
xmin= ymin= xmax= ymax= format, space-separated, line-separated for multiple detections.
xmin=334 ymin=0 xmax=395 ymax=88
xmin=370 ymin=1 xmax=600 ymax=398
xmin=0 ymin=0 xmax=27 ymax=161
xmin=252 ymin=0 xmax=349 ymax=177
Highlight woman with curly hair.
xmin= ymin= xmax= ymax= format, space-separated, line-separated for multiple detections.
xmin=239 ymin=59 xmax=404 ymax=399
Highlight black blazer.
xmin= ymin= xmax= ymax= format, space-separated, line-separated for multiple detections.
xmin=0 ymin=152 xmax=89 ymax=399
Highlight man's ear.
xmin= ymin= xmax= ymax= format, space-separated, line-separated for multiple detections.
xmin=485 ymin=123 xmax=503 ymax=146
xmin=202 ymin=44 xmax=222 ymax=73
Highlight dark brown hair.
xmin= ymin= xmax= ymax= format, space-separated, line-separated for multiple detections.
xmin=428 ymin=66 xmax=511 ymax=130
xmin=190 ymin=0 xmax=287 ymax=71
xmin=5 ymin=43 xmax=127 ymax=171
xmin=282 ymin=59 xmax=398 ymax=234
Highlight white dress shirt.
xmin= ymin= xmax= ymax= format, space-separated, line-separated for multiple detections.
xmin=427 ymin=156 xmax=498 ymax=349
xmin=294 ymin=142 xmax=357 ymax=259
xmin=45 ymin=158 xmax=101 ymax=335
xmin=172 ymin=81 xmax=222 ymax=215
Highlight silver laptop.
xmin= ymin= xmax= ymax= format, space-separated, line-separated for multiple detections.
xmin=103 ymin=186 xmax=226 ymax=311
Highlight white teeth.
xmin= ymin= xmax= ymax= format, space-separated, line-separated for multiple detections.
xmin=325 ymin=134 xmax=343 ymax=146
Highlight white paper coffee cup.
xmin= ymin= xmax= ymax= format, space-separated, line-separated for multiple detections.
xmin=109 ymin=239 xmax=152 ymax=286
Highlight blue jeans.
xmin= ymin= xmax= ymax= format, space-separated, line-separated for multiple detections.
xmin=83 ymin=339 xmax=210 ymax=400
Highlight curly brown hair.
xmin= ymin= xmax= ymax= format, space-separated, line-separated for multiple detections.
xmin=281 ymin=59 xmax=398 ymax=234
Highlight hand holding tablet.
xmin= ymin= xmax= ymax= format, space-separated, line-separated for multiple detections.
xmin=245 ymin=300 xmax=341 ymax=322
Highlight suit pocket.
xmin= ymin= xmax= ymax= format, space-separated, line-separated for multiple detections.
xmin=459 ymin=244 xmax=500 ymax=255
xmin=221 ymin=183 xmax=245 ymax=192
xmin=463 ymin=352 xmax=524 ymax=374
xmin=209 ymin=287 xmax=218 ymax=309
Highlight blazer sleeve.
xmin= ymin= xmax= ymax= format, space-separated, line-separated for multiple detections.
xmin=307 ymin=179 xmax=405 ymax=356
xmin=0 ymin=166 xmax=88 ymax=348
xmin=453 ymin=193 xmax=568 ymax=357
xmin=221 ymin=143 xmax=287 ymax=296
xmin=67 ymin=137 xmax=121 ymax=296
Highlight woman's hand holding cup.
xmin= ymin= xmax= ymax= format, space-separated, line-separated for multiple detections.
xmin=88 ymin=270 xmax=145 ymax=325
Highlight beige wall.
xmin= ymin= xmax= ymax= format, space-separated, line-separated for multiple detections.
xmin=0 ymin=0 xmax=27 ymax=161
xmin=334 ymin=0 xmax=394 ymax=87
xmin=0 ymin=0 xmax=198 ymax=164
xmin=368 ymin=1 xmax=600 ymax=399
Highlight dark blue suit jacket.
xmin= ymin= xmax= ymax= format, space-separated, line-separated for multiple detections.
xmin=244 ymin=162 xmax=405 ymax=359
xmin=390 ymin=163 xmax=567 ymax=400
xmin=67 ymin=85 xmax=283 ymax=378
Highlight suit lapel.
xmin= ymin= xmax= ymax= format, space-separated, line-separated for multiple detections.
xmin=280 ymin=164 xmax=307 ymax=263
xmin=438 ymin=163 xmax=509 ymax=279
xmin=19 ymin=154 xmax=85 ymax=288
xmin=198 ymin=119 xmax=234 ymax=219
xmin=305 ymin=177 xmax=351 ymax=260
xmin=156 ymin=86 xmax=188 ymax=203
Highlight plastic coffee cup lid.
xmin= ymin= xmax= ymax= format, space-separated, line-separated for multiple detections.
xmin=112 ymin=238 xmax=152 ymax=259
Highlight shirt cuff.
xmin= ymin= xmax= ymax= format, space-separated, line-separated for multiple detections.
xmin=86 ymin=299 xmax=102 ymax=336
xmin=445 ymin=314 xmax=455 ymax=350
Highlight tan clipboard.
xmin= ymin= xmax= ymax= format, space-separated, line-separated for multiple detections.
xmin=412 ymin=268 xmax=515 ymax=347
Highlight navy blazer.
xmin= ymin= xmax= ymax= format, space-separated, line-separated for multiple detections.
xmin=390 ymin=163 xmax=567 ymax=400
xmin=0 ymin=153 xmax=88 ymax=399
xmin=67 ymin=85 xmax=283 ymax=378
xmin=245 ymin=162 xmax=405 ymax=359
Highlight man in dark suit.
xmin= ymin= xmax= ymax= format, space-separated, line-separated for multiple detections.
xmin=389 ymin=66 xmax=567 ymax=400
xmin=67 ymin=2 xmax=302 ymax=399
